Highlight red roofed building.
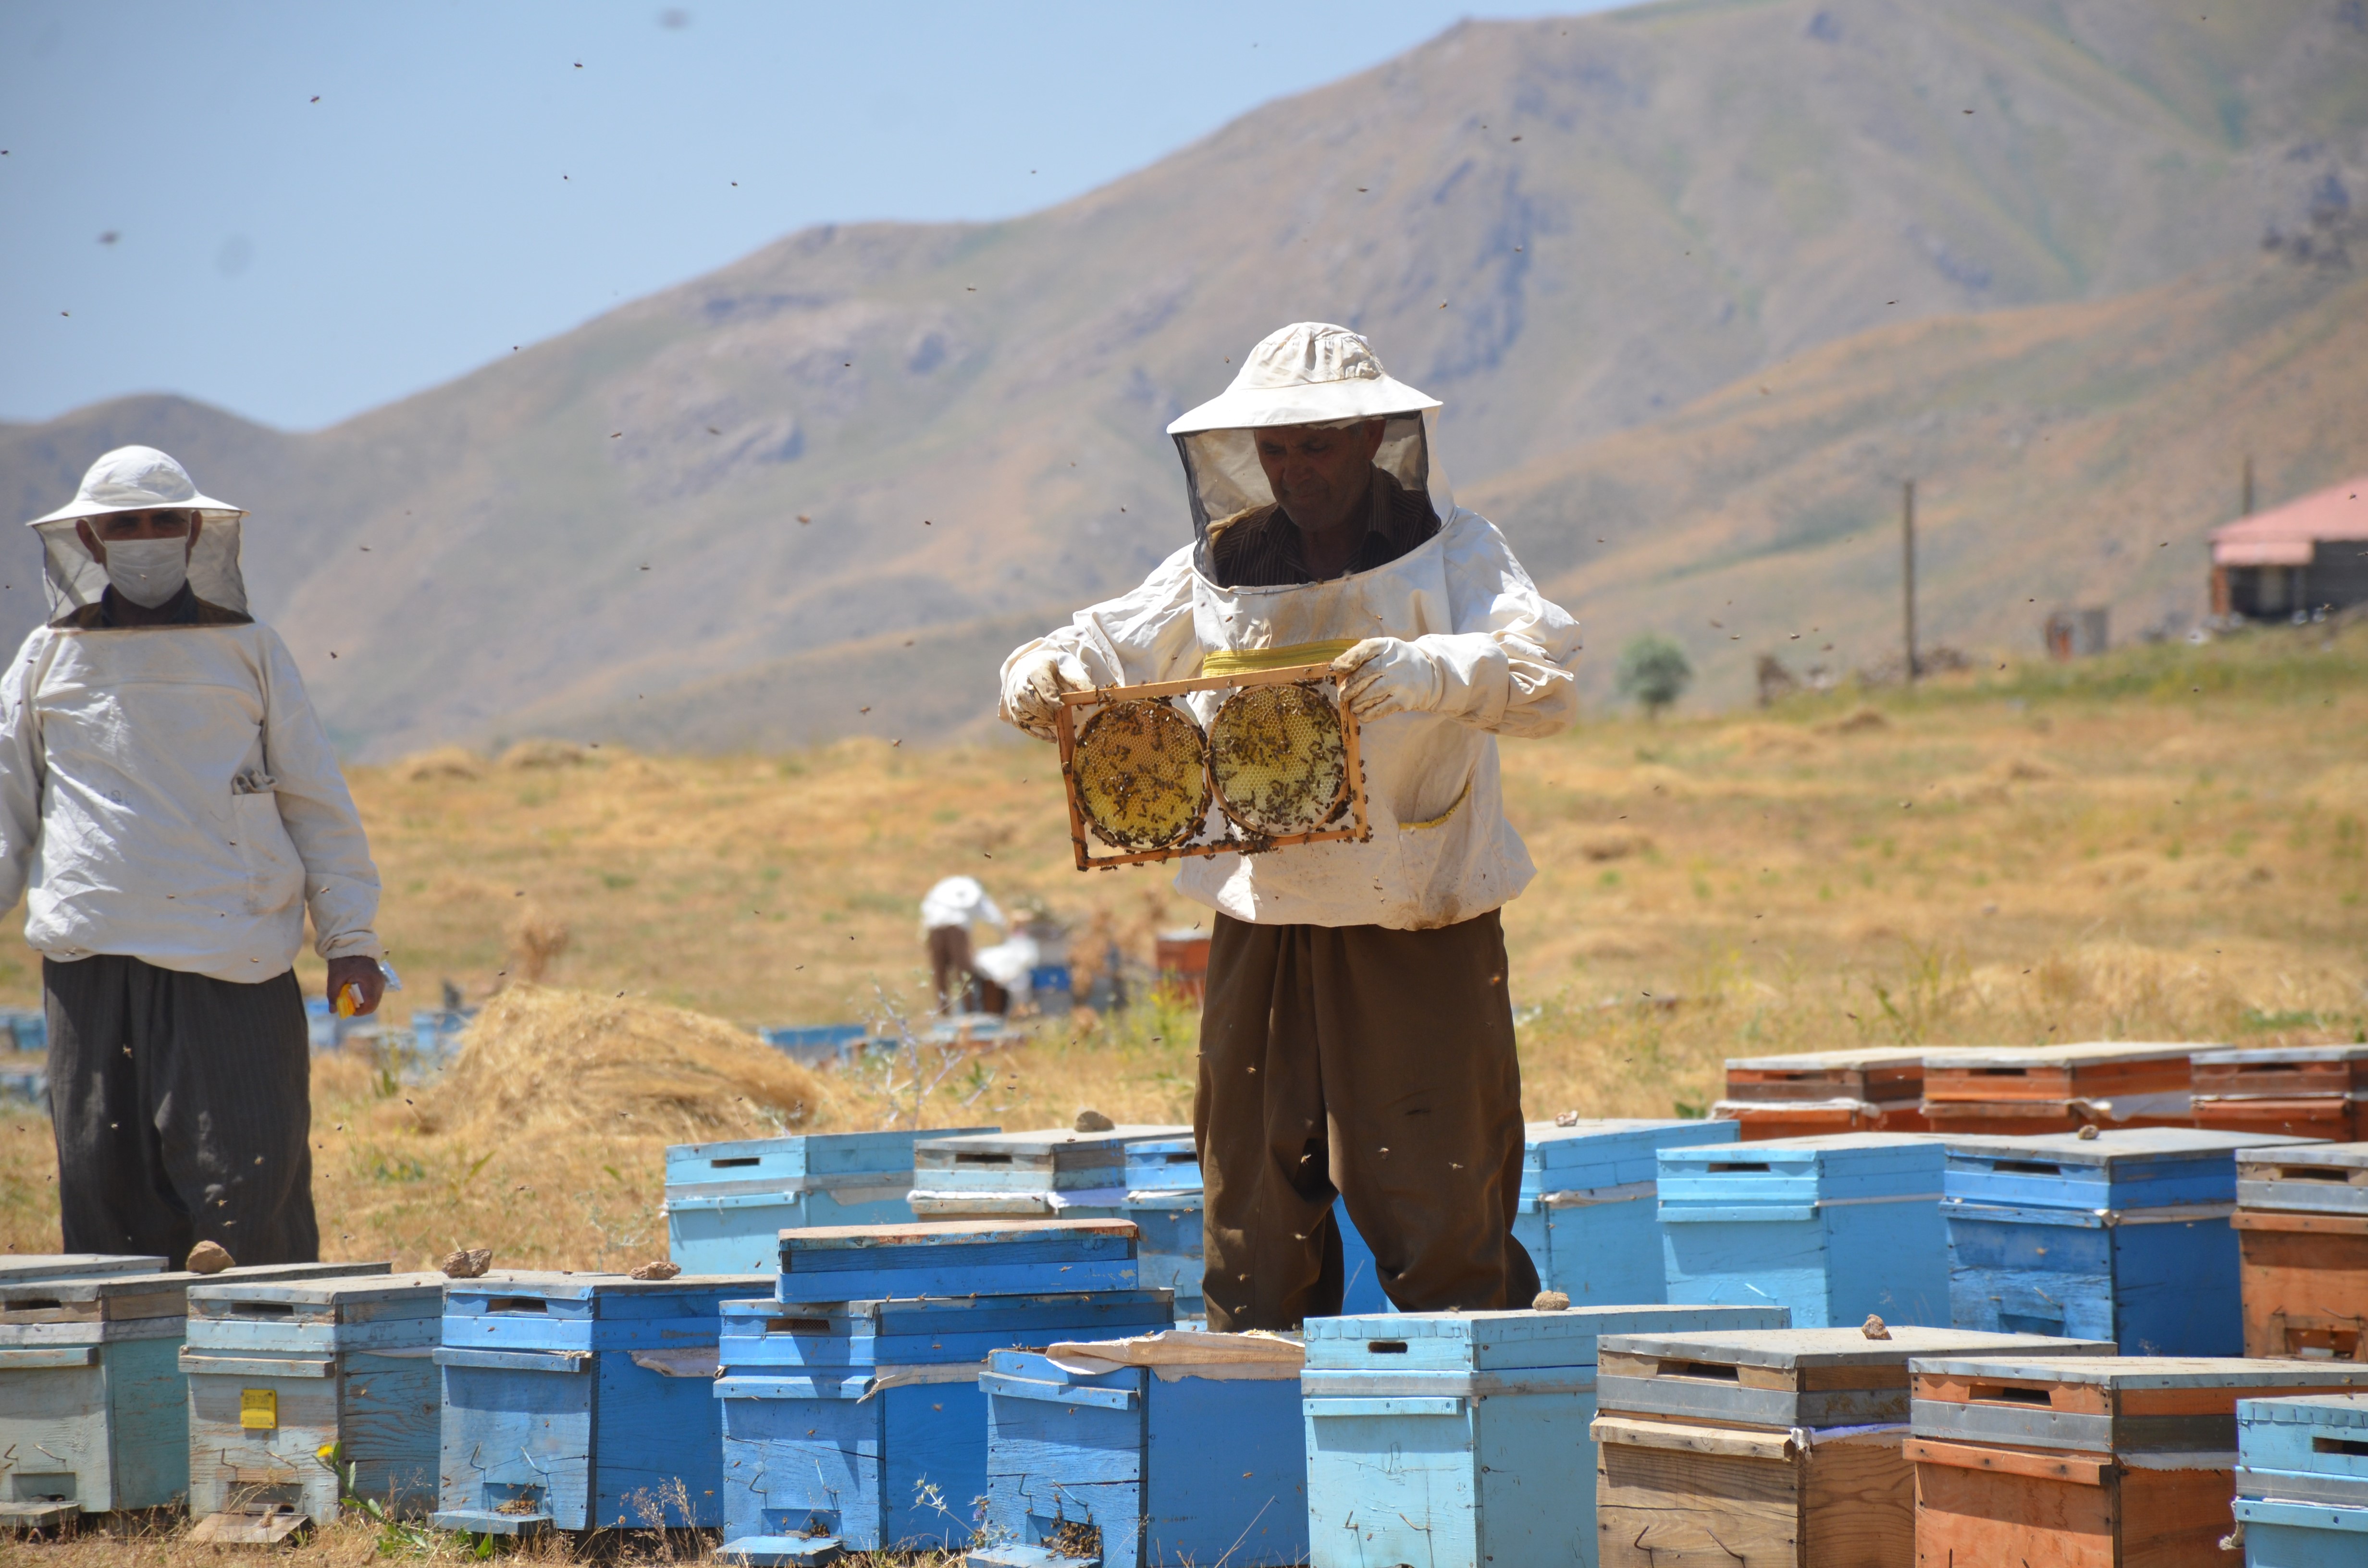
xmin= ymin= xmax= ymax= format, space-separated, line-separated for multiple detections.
xmin=2210 ymin=477 xmax=2368 ymax=621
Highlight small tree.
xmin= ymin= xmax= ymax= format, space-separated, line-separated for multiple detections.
xmin=1616 ymin=633 xmax=1693 ymax=719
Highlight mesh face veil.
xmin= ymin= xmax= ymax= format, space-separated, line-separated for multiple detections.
xmin=1166 ymin=323 xmax=1451 ymax=580
xmin=25 ymin=446 xmax=249 ymax=624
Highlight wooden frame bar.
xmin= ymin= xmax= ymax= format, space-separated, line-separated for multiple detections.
xmin=1054 ymin=661 xmax=1369 ymax=870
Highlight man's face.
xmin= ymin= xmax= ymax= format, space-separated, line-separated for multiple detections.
xmin=75 ymin=508 xmax=200 ymax=564
xmin=1253 ymin=420 xmax=1387 ymax=535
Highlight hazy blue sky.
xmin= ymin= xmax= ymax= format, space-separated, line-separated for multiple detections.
xmin=2 ymin=2 xmax=1625 ymax=431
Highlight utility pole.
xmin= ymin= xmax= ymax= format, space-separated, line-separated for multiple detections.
xmin=2242 ymin=453 xmax=2255 ymax=517
xmin=1902 ymin=479 xmax=1918 ymax=684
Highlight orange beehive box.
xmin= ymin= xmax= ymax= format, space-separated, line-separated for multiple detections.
xmin=1714 ymin=1048 xmax=1927 ymax=1140
xmin=1919 ymin=1042 xmax=2198 ymax=1136
xmin=2234 ymin=1142 xmax=2368 ymax=1360
xmin=1907 ymin=1356 xmax=2368 ymax=1567
xmin=2192 ymin=1045 xmax=2368 ymax=1141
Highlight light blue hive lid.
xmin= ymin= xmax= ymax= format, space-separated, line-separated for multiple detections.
xmin=1657 ymin=1132 xmax=1944 ymax=1214
xmin=665 ymin=1126 xmax=997 ymax=1198
xmin=1521 ymin=1117 xmax=1738 ymax=1200
xmin=1302 ymin=1303 xmax=1789 ymax=1372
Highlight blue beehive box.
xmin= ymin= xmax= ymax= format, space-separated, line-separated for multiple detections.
xmin=715 ymin=1221 xmax=1176 ymax=1565
xmin=182 ymin=1271 xmax=445 ymax=1540
xmin=0 ymin=1262 xmax=389 ymax=1529
xmin=430 ymin=1271 xmax=766 ymax=1535
xmin=972 ymin=1331 xmax=1306 ymax=1568
xmin=1301 ymin=1303 xmax=1787 ymax=1568
xmin=1119 ymin=1138 xmax=1203 ymax=1321
xmin=2236 ymin=1393 xmax=2368 ymax=1565
xmin=667 ymin=1127 xmax=998 ymax=1275
xmin=1520 ymin=1117 xmax=1741 ymax=1304
xmin=1943 ymin=1127 xmax=2321 ymax=1354
xmin=1658 ymin=1133 xmax=1949 ymax=1328
xmin=910 ymin=1126 xmax=1190 ymax=1222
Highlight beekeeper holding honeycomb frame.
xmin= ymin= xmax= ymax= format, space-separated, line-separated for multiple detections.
xmin=1001 ymin=322 xmax=1582 ymax=1330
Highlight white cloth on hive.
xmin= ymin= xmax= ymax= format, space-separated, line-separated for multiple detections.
xmin=969 ymin=932 xmax=1039 ymax=992
xmin=0 ymin=620 xmax=383 ymax=981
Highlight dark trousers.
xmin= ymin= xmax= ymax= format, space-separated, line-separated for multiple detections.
xmin=1194 ymin=909 xmax=1538 ymax=1330
xmin=928 ymin=924 xmax=977 ymax=1014
xmin=45 ymin=955 xmax=318 ymax=1266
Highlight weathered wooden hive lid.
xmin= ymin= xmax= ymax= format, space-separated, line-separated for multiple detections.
xmin=1923 ymin=1041 xmax=2204 ymax=1069
xmin=664 ymin=1126 xmax=997 ymax=1195
xmin=1657 ymin=1133 xmax=1945 ymax=1216
xmin=0 ymin=1253 xmax=165 ymax=1283
xmin=445 ymin=1270 xmax=768 ymax=1309
xmin=1911 ymin=1356 xmax=2368 ymax=1456
xmin=775 ymin=1217 xmax=1141 ymax=1305
xmin=1302 ymin=1304 xmax=1788 ymax=1372
xmin=1597 ymin=1326 xmax=2114 ymax=1429
xmin=716 ymin=1286 xmax=1179 ymax=1372
xmin=2239 ymin=1140 xmax=2368 ymax=1173
xmin=1943 ymin=1127 xmax=2325 ymax=1214
xmin=914 ymin=1125 xmax=1191 ymax=1188
xmin=1122 ymin=1137 xmax=1201 ymax=1192
xmin=2236 ymin=1139 xmax=2368 ymax=1215
xmin=1519 ymin=1117 xmax=1737 ymax=1198
xmin=0 ymin=1260 xmax=391 ymax=1329
xmin=983 ymin=1331 xmax=1303 ymax=1399
xmin=1724 ymin=1047 xmax=1926 ymax=1073
xmin=189 ymin=1268 xmax=448 ymax=1313
xmin=2195 ymin=1044 xmax=2368 ymax=1066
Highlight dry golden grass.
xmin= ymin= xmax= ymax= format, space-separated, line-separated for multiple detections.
xmin=0 ymin=619 xmax=2362 ymax=1281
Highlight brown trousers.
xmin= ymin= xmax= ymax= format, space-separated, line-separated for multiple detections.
xmin=1194 ymin=909 xmax=1538 ymax=1329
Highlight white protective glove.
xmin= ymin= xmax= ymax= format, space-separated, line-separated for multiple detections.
xmin=1005 ymin=647 xmax=1087 ymax=740
xmin=1331 ymin=637 xmax=1445 ymax=721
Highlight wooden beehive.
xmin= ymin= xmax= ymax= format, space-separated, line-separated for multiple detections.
xmin=429 ymin=1271 xmax=767 ymax=1535
xmin=1657 ymin=1134 xmax=1950 ymax=1329
xmin=1120 ymin=1138 xmax=1203 ymax=1321
xmin=2193 ymin=1045 xmax=2368 ymax=1141
xmin=0 ymin=1262 xmax=389 ymax=1528
xmin=714 ymin=1288 xmax=1175 ymax=1563
xmin=909 ymin=1126 xmax=1188 ymax=1222
xmin=664 ymin=1127 xmax=997 ymax=1275
xmin=1591 ymin=1325 xmax=2113 ymax=1568
xmin=970 ymin=1331 xmax=1306 ymax=1568
xmin=1920 ymin=1041 xmax=2199 ymax=1135
xmin=1054 ymin=662 xmax=1368 ymax=870
xmin=2232 ymin=1392 xmax=2368 ymax=1562
xmin=1715 ymin=1048 xmax=1929 ymax=1140
xmin=1301 ymin=1303 xmax=1787 ymax=1568
xmin=1907 ymin=1356 xmax=2368 ymax=1566
xmin=2235 ymin=1141 xmax=2368 ymax=1361
xmin=182 ymin=1272 xmax=445 ymax=1540
xmin=773 ymin=1219 xmax=1143 ymax=1305
xmin=0 ymin=1255 xmax=163 ymax=1285
xmin=1943 ymin=1127 xmax=2320 ymax=1356
xmin=1517 ymin=1117 xmax=1742 ymax=1306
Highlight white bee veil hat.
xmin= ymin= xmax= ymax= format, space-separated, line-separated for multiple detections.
xmin=24 ymin=446 xmax=249 ymax=622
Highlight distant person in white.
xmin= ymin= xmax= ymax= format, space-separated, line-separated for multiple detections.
xmin=919 ymin=874 xmax=1002 ymax=1014
xmin=0 ymin=446 xmax=386 ymax=1266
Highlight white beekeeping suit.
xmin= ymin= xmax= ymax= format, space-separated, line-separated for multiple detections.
xmin=999 ymin=322 xmax=1581 ymax=931
xmin=0 ymin=447 xmax=382 ymax=979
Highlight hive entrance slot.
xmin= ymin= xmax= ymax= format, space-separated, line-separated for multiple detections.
xmin=7 ymin=1298 xmax=62 ymax=1312
xmin=1708 ymin=1162 xmax=1770 ymax=1173
xmin=1665 ymin=1361 xmax=1740 ymax=1382
xmin=2313 ymin=1437 xmax=2368 ymax=1457
xmin=709 ymin=1157 xmax=761 ymax=1169
xmin=957 ymin=1153 xmax=1014 ymax=1166
xmin=765 ymin=1318 xmax=832 ymax=1335
xmin=2277 ymin=1166 xmax=2352 ymax=1183
xmin=1993 ymin=1161 xmax=2062 ymax=1176
xmin=229 ymin=1302 xmax=296 ymax=1318
xmin=1368 ymin=1341 xmax=1409 ymax=1355
xmin=1972 ymin=1384 xmax=2054 ymax=1407
xmin=1974 ymin=1067 xmax=2033 ymax=1077
xmin=486 ymin=1298 xmax=547 ymax=1315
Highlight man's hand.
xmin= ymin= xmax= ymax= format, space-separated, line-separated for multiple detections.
xmin=1006 ymin=648 xmax=1086 ymax=741
xmin=1332 ymin=637 xmax=1444 ymax=720
xmin=325 ymin=956 xmax=386 ymax=1017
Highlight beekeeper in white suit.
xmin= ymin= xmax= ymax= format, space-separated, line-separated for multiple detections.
xmin=1000 ymin=322 xmax=1581 ymax=1330
xmin=2 ymin=446 xmax=385 ymax=1267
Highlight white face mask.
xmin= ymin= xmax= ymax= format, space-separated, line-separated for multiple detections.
xmin=103 ymin=536 xmax=190 ymax=608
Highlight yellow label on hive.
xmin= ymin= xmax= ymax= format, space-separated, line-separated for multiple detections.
xmin=240 ymin=1388 xmax=277 ymax=1430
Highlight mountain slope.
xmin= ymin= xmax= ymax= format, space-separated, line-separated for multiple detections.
xmin=1 ymin=0 xmax=2363 ymax=754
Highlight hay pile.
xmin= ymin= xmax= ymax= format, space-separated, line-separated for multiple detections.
xmin=429 ymin=985 xmax=839 ymax=1144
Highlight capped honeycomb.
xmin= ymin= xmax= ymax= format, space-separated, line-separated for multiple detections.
xmin=1208 ymin=681 xmax=1348 ymax=837
xmin=1072 ymin=698 xmax=1209 ymax=852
